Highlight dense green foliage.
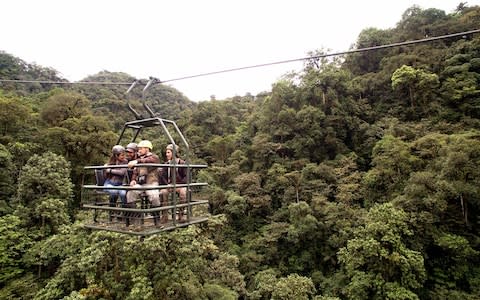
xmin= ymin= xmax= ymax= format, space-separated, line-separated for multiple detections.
xmin=1 ymin=4 xmax=480 ymax=299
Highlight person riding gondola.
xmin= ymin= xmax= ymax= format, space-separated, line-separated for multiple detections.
xmin=103 ymin=145 xmax=128 ymax=209
xmin=126 ymin=140 xmax=162 ymax=226
xmin=125 ymin=142 xmax=138 ymax=162
xmin=159 ymin=144 xmax=187 ymax=223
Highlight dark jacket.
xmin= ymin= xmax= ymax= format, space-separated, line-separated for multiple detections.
xmin=105 ymin=159 xmax=128 ymax=185
xmin=132 ymin=152 xmax=160 ymax=184
xmin=159 ymin=158 xmax=187 ymax=185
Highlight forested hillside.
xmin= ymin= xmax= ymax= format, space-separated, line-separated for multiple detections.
xmin=1 ymin=4 xmax=480 ymax=299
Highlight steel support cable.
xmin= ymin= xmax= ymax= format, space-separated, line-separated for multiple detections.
xmin=0 ymin=79 xmax=135 ymax=85
xmin=160 ymin=29 xmax=480 ymax=83
xmin=1 ymin=29 xmax=479 ymax=87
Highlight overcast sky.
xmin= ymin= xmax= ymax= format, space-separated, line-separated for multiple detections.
xmin=2 ymin=0 xmax=478 ymax=101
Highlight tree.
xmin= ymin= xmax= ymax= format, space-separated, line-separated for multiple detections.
xmin=396 ymin=6 xmax=448 ymax=40
xmin=14 ymin=152 xmax=73 ymax=234
xmin=234 ymin=172 xmax=271 ymax=214
xmin=204 ymin=283 xmax=238 ymax=300
xmin=440 ymin=37 xmax=480 ymax=118
xmin=0 ymin=51 xmax=65 ymax=94
xmin=0 ymin=144 xmax=15 ymax=214
xmin=393 ymin=131 xmax=480 ymax=297
xmin=343 ymin=27 xmax=393 ymax=75
xmin=287 ymin=202 xmax=319 ymax=242
xmin=31 ymin=225 xmax=246 ymax=299
xmin=206 ymin=134 xmax=237 ymax=165
xmin=391 ymin=65 xmax=439 ymax=110
xmin=264 ymin=163 xmax=290 ymax=210
xmin=291 ymin=105 xmax=327 ymax=162
xmin=250 ymin=133 xmax=281 ymax=172
xmin=39 ymin=90 xmax=91 ymax=126
xmin=248 ymin=268 xmax=280 ymax=299
xmin=363 ymin=135 xmax=419 ymax=205
xmin=285 ymin=171 xmax=302 ymax=204
xmin=338 ymin=203 xmax=425 ymax=300
xmin=0 ymin=215 xmax=33 ymax=285
xmin=333 ymin=154 xmax=364 ymax=207
xmin=40 ymin=113 xmax=117 ymax=206
xmin=437 ymin=132 xmax=480 ymax=226
xmin=204 ymin=253 xmax=246 ymax=296
xmin=271 ymin=274 xmax=316 ymax=300
xmin=0 ymin=94 xmax=31 ymax=139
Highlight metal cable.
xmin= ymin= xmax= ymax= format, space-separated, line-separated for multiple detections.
xmin=161 ymin=29 xmax=480 ymax=83
xmin=0 ymin=79 xmax=134 ymax=85
xmin=1 ymin=29 xmax=479 ymax=86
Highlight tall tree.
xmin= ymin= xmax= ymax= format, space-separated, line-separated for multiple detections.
xmin=13 ymin=152 xmax=73 ymax=234
xmin=0 ymin=144 xmax=14 ymax=214
xmin=338 ymin=203 xmax=425 ymax=300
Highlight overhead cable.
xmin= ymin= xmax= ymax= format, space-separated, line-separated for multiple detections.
xmin=161 ymin=29 xmax=480 ymax=83
xmin=0 ymin=29 xmax=479 ymax=87
xmin=0 ymin=79 xmax=134 ymax=85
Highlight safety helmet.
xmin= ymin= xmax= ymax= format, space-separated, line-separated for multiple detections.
xmin=137 ymin=140 xmax=153 ymax=150
xmin=112 ymin=145 xmax=125 ymax=155
xmin=166 ymin=143 xmax=179 ymax=153
xmin=126 ymin=142 xmax=137 ymax=151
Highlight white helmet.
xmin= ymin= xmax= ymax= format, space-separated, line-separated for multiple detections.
xmin=137 ymin=140 xmax=153 ymax=150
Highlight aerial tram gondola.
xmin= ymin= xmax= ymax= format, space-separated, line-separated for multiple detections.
xmin=81 ymin=78 xmax=210 ymax=236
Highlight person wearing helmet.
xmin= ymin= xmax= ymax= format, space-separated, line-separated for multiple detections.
xmin=126 ymin=140 xmax=162 ymax=225
xmin=125 ymin=142 xmax=138 ymax=162
xmin=103 ymin=145 xmax=128 ymax=210
xmin=159 ymin=143 xmax=187 ymax=223
xmin=124 ymin=142 xmax=138 ymax=184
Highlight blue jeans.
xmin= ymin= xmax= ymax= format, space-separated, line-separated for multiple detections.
xmin=104 ymin=179 xmax=127 ymax=206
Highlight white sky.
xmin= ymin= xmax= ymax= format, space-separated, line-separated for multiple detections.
xmin=1 ymin=0 xmax=477 ymax=101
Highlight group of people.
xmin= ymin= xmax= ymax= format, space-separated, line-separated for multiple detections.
xmin=102 ymin=140 xmax=187 ymax=226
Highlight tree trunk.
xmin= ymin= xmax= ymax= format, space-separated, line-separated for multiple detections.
xmin=460 ymin=194 xmax=468 ymax=226
xmin=409 ymin=86 xmax=415 ymax=107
